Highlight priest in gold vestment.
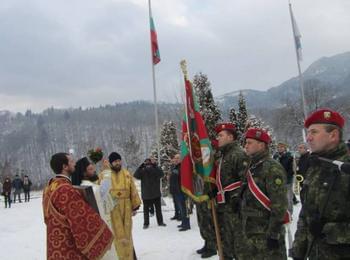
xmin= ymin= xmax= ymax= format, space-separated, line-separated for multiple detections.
xmin=99 ymin=152 xmax=141 ymax=260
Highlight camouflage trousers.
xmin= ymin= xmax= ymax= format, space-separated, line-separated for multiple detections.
xmin=216 ymin=205 xmax=241 ymax=260
xmin=196 ymin=202 xmax=216 ymax=251
xmin=307 ymin=240 xmax=350 ymax=260
xmin=235 ymin=234 xmax=286 ymax=260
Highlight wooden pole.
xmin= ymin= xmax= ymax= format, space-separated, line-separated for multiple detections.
xmin=210 ymin=199 xmax=224 ymax=260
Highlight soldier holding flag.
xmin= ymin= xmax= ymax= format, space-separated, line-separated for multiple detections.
xmin=209 ymin=123 xmax=249 ymax=260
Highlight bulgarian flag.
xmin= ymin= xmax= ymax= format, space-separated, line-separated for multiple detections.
xmin=150 ymin=16 xmax=160 ymax=65
xmin=180 ymin=69 xmax=215 ymax=201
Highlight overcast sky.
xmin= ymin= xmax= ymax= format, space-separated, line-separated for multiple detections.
xmin=0 ymin=0 xmax=349 ymax=112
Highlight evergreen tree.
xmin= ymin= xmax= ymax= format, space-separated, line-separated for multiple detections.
xmin=192 ymin=72 xmax=222 ymax=140
xmin=159 ymin=121 xmax=179 ymax=172
xmin=151 ymin=121 xmax=179 ymax=195
xmin=237 ymin=91 xmax=248 ymax=138
xmin=229 ymin=107 xmax=238 ymax=126
xmin=246 ymin=115 xmax=263 ymax=129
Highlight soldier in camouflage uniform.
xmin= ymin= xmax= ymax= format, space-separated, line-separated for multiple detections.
xmin=237 ymin=128 xmax=288 ymax=260
xmin=194 ymin=174 xmax=217 ymax=258
xmin=209 ymin=123 xmax=249 ymax=260
xmin=291 ymin=108 xmax=350 ymax=260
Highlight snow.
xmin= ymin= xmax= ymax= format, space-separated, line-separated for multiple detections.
xmin=0 ymin=192 xmax=301 ymax=260
xmin=0 ymin=192 xmax=46 ymax=260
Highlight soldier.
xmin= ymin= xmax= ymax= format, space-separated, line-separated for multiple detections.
xmin=237 ymin=128 xmax=288 ymax=260
xmin=194 ymin=175 xmax=217 ymax=258
xmin=209 ymin=123 xmax=249 ymax=260
xmin=291 ymin=108 xmax=350 ymax=259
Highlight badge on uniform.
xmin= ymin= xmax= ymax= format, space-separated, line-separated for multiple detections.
xmin=274 ymin=178 xmax=283 ymax=186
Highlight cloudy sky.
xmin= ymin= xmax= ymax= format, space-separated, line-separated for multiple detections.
xmin=0 ymin=0 xmax=349 ymax=112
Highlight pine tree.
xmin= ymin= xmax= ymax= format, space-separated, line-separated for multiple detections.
xmin=153 ymin=121 xmax=179 ymax=195
xmin=246 ymin=115 xmax=263 ymax=129
xmin=229 ymin=107 xmax=238 ymax=126
xmin=237 ymin=91 xmax=248 ymax=138
xmin=159 ymin=121 xmax=179 ymax=172
xmin=192 ymin=72 xmax=222 ymax=140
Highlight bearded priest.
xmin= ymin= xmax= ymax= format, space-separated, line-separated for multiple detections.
xmin=99 ymin=152 xmax=141 ymax=260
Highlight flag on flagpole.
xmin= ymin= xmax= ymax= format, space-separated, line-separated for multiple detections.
xmin=288 ymin=2 xmax=308 ymax=120
xmin=180 ymin=63 xmax=215 ymax=201
xmin=289 ymin=4 xmax=302 ymax=62
xmin=150 ymin=16 xmax=161 ymax=65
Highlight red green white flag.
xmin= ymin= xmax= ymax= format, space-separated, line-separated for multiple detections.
xmin=180 ymin=75 xmax=215 ymax=201
xmin=150 ymin=16 xmax=160 ymax=65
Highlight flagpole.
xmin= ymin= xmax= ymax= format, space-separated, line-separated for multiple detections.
xmin=148 ymin=0 xmax=161 ymax=165
xmin=288 ymin=0 xmax=307 ymax=141
xmin=180 ymin=60 xmax=194 ymax=168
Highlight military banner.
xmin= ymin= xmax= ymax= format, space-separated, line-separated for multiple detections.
xmin=180 ymin=61 xmax=215 ymax=201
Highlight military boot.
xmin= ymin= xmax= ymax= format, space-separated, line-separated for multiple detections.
xmin=196 ymin=243 xmax=207 ymax=254
xmin=201 ymin=249 xmax=217 ymax=258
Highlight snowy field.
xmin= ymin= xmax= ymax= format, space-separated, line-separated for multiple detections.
xmin=0 ymin=191 xmax=301 ymax=260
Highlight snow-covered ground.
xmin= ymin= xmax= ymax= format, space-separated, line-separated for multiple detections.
xmin=0 ymin=191 xmax=301 ymax=260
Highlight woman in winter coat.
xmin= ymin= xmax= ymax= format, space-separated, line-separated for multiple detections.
xmin=2 ymin=177 xmax=12 ymax=208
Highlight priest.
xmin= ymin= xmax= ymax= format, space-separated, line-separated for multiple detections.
xmin=99 ymin=152 xmax=141 ymax=260
xmin=43 ymin=152 xmax=114 ymax=260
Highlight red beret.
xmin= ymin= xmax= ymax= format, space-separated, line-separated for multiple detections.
xmin=215 ymin=123 xmax=236 ymax=134
xmin=245 ymin=128 xmax=271 ymax=144
xmin=304 ymin=108 xmax=345 ymax=129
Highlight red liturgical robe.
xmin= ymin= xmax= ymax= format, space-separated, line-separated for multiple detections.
xmin=43 ymin=175 xmax=113 ymax=260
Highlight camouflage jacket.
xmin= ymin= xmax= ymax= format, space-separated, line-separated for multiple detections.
xmin=215 ymin=141 xmax=249 ymax=204
xmin=240 ymin=150 xmax=288 ymax=239
xmin=291 ymin=143 xmax=350 ymax=259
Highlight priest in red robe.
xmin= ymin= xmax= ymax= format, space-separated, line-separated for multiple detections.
xmin=43 ymin=152 xmax=114 ymax=260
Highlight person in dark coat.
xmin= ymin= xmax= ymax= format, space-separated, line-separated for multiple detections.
xmin=170 ymin=153 xmax=190 ymax=231
xmin=22 ymin=175 xmax=32 ymax=202
xmin=2 ymin=177 xmax=12 ymax=208
xmin=169 ymin=155 xmax=181 ymax=221
xmin=296 ymin=143 xmax=310 ymax=204
xmin=273 ymin=142 xmax=296 ymax=214
xmin=12 ymin=174 xmax=23 ymax=203
xmin=134 ymin=157 xmax=166 ymax=229
xmin=297 ymin=143 xmax=310 ymax=179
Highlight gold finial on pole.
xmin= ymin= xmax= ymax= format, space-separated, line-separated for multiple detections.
xmin=180 ymin=59 xmax=189 ymax=80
